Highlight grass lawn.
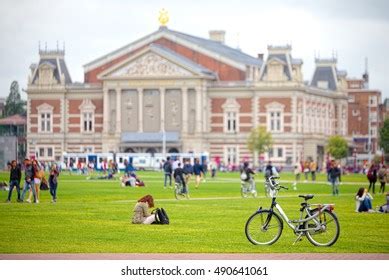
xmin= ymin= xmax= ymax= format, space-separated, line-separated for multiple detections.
xmin=0 ymin=171 xmax=388 ymax=254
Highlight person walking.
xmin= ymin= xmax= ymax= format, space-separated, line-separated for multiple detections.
xmin=328 ymin=160 xmax=341 ymax=196
xmin=378 ymin=165 xmax=387 ymax=194
xmin=163 ymin=157 xmax=173 ymax=188
xmin=183 ymin=159 xmax=193 ymax=187
xmin=28 ymin=160 xmax=42 ymax=203
xmin=6 ymin=160 xmax=22 ymax=203
xmin=310 ymin=161 xmax=317 ymax=182
xmin=21 ymin=159 xmax=37 ymax=203
xmin=49 ymin=164 xmax=60 ymax=203
xmin=367 ymin=163 xmax=378 ymax=194
xmin=193 ymin=158 xmax=204 ymax=189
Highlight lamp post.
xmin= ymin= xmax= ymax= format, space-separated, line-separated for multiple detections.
xmin=162 ymin=130 xmax=166 ymax=159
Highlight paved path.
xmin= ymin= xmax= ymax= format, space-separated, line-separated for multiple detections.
xmin=1 ymin=253 xmax=388 ymax=260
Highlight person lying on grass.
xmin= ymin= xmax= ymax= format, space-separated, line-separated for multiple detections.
xmin=132 ymin=195 xmax=155 ymax=224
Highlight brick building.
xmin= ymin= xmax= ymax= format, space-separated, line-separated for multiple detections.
xmin=347 ymin=75 xmax=382 ymax=161
xmin=26 ymin=26 xmax=349 ymax=167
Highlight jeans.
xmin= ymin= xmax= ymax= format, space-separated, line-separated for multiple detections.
xmin=330 ymin=178 xmax=339 ymax=196
xmin=21 ymin=180 xmax=37 ymax=202
xmin=49 ymin=180 xmax=58 ymax=200
xmin=359 ymin=198 xmax=373 ymax=212
xmin=311 ymin=171 xmax=316 ymax=181
xmin=368 ymin=181 xmax=376 ymax=194
xmin=164 ymin=173 xmax=172 ymax=187
xmin=7 ymin=180 xmax=21 ymax=201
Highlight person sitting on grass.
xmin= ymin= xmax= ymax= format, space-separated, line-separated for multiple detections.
xmin=132 ymin=195 xmax=155 ymax=224
xmin=377 ymin=192 xmax=389 ymax=213
xmin=355 ymin=187 xmax=374 ymax=213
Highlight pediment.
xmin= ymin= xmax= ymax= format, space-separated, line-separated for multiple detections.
xmin=102 ymin=50 xmax=195 ymax=78
xmin=265 ymin=101 xmax=285 ymax=110
xmin=37 ymin=103 xmax=54 ymax=112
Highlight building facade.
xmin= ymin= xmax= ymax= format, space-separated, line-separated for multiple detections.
xmin=26 ymin=26 xmax=349 ymax=167
xmin=347 ymin=76 xmax=382 ymax=161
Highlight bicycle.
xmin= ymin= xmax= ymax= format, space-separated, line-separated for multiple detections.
xmin=245 ymin=176 xmax=340 ymax=246
xmin=174 ymin=176 xmax=190 ymax=200
xmin=241 ymin=178 xmax=257 ymax=198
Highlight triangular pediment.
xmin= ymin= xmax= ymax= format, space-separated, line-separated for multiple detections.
xmin=99 ymin=45 xmax=212 ymax=79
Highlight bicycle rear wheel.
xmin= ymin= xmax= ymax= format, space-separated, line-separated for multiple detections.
xmin=245 ymin=210 xmax=283 ymax=245
xmin=305 ymin=209 xmax=340 ymax=246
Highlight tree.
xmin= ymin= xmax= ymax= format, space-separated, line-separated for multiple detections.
xmin=4 ymin=81 xmax=26 ymax=117
xmin=247 ymin=126 xmax=273 ymax=165
xmin=327 ymin=135 xmax=348 ymax=160
xmin=379 ymin=118 xmax=389 ymax=154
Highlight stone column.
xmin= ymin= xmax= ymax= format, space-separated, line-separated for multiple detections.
xmin=103 ymin=88 xmax=109 ymax=134
xmin=160 ymin=87 xmax=165 ymax=132
xmin=138 ymin=88 xmax=143 ymax=132
xmin=116 ymin=87 xmax=121 ymax=134
xmin=202 ymin=84 xmax=207 ymax=132
xmin=182 ymin=87 xmax=188 ymax=134
xmin=195 ymin=86 xmax=202 ymax=133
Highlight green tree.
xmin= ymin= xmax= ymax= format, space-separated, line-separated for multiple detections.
xmin=379 ymin=118 xmax=389 ymax=154
xmin=4 ymin=81 xmax=26 ymax=117
xmin=327 ymin=135 xmax=348 ymax=160
xmin=247 ymin=126 xmax=273 ymax=165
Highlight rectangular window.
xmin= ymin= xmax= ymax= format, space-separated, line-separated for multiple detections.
xmin=39 ymin=148 xmax=44 ymax=157
xmin=82 ymin=112 xmax=94 ymax=132
xmin=40 ymin=113 xmax=52 ymax=132
xmin=226 ymin=147 xmax=237 ymax=164
xmin=277 ymin=148 xmax=283 ymax=157
xmin=268 ymin=148 xmax=274 ymax=158
xmin=369 ymin=96 xmax=377 ymax=106
xmin=226 ymin=112 xmax=237 ymax=133
xmin=47 ymin=148 xmax=53 ymax=157
xmin=269 ymin=111 xmax=282 ymax=132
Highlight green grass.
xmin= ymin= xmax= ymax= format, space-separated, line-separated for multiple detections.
xmin=0 ymin=171 xmax=388 ymax=254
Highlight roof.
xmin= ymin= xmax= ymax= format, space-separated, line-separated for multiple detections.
xmin=121 ymin=132 xmax=180 ymax=143
xmin=32 ymin=56 xmax=72 ymax=85
xmin=310 ymin=66 xmax=337 ymax=91
xmin=165 ymin=28 xmax=262 ymax=66
xmin=146 ymin=44 xmax=216 ymax=77
xmin=84 ymin=27 xmax=262 ymax=71
xmin=0 ymin=114 xmax=26 ymax=125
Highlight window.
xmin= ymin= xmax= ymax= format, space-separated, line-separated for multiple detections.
xmin=82 ymin=112 xmax=94 ymax=132
xmin=36 ymin=147 xmax=55 ymax=160
xmin=371 ymin=127 xmax=377 ymax=137
xmin=226 ymin=112 xmax=237 ymax=133
xmin=277 ymin=148 xmax=283 ymax=157
xmin=269 ymin=111 xmax=282 ymax=132
xmin=225 ymin=146 xmax=238 ymax=164
xmin=39 ymin=148 xmax=44 ymax=157
xmin=317 ymin=81 xmax=329 ymax=89
xmin=268 ymin=148 xmax=274 ymax=158
xmin=352 ymin=109 xmax=360 ymax=116
xmin=370 ymin=112 xmax=377 ymax=122
xmin=369 ymin=96 xmax=377 ymax=107
xmin=268 ymin=147 xmax=284 ymax=159
xmin=79 ymin=99 xmax=96 ymax=133
xmin=39 ymin=112 xmax=52 ymax=132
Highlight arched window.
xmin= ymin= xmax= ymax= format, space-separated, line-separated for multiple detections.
xmin=168 ymin=148 xmax=179 ymax=153
xmin=124 ymin=147 xmax=136 ymax=153
xmin=145 ymin=148 xmax=157 ymax=154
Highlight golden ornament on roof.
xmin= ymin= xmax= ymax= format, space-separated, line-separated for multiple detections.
xmin=158 ymin=8 xmax=169 ymax=26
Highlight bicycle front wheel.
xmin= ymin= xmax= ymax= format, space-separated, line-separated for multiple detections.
xmin=174 ymin=184 xmax=185 ymax=200
xmin=245 ymin=210 xmax=283 ymax=245
xmin=305 ymin=209 xmax=340 ymax=247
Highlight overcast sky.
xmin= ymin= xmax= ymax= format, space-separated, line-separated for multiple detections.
xmin=1 ymin=0 xmax=388 ymax=99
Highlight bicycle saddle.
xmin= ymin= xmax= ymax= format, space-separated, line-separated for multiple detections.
xmin=298 ymin=194 xmax=314 ymax=200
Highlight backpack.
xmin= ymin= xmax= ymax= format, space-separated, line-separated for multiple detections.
xmin=152 ymin=208 xmax=170 ymax=225
xmin=240 ymin=172 xmax=248 ymax=181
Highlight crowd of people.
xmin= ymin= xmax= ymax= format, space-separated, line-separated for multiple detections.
xmin=5 ymin=158 xmax=60 ymax=204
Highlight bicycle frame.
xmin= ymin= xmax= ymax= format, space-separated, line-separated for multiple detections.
xmin=263 ymin=196 xmax=334 ymax=233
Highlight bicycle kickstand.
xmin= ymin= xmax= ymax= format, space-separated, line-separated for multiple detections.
xmin=292 ymin=233 xmax=303 ymax=245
